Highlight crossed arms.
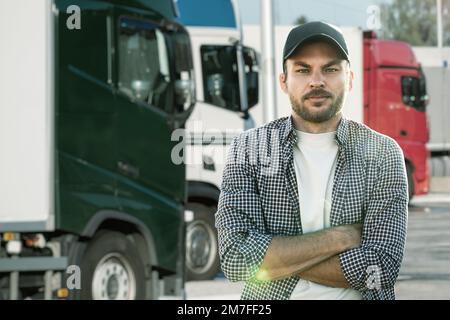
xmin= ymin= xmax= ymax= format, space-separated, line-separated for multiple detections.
xmin=256 ymin=224 xmax=362 ymax=287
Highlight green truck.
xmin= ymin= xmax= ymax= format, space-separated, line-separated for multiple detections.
xmin=0 ymin=0 xmax=194 ymax=299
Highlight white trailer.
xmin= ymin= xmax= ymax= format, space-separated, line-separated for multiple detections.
xmin=412 ymin=47 xmax=450 ymax=177
xmin=0 ymin=0 xmax=55 ymax=231
xmin=0 ymin=0 xmax=68 ymax=300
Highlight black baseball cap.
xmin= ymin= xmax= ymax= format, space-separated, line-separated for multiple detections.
xmin=282 ymin=21 xmax=349 ymax=70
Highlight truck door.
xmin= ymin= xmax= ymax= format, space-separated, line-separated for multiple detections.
xmin=113 ymin=13 xmax=195 ymax=195
xmin=112 ymin=11 xmax=194 ymax=269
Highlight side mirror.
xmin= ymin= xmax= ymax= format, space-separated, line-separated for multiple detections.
xmin=171 ymin=26 xmax=196 ymax=114
xmin=418 ymin=66 xmax=429 ymax=108
xmin=243 ymin=47 xmax=259 ymax=109
xmin=167 ymin=24 xmax=195 ymax=128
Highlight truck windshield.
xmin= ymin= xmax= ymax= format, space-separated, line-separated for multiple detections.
xmin=118 ymin=17 xmax=171 ymax=110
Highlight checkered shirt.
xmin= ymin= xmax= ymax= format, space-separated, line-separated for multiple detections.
xmin=216 ymin=116 xmax=409 ymax=300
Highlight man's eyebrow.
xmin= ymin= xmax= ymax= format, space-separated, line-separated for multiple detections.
xmin=291 ymin=59 xmax=344 ymax=69
xmin=322 ymin=59 xmax=344 ymax=68
xmin=292 ymin=61 xmax=311 ymax=68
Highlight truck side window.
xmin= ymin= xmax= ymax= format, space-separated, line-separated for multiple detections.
xmin=201 ymin=45 xmax=240 ymax=111
xmin=118 ymin=17 xmax=170 ymax=109
xmin=401 ymin=76 xmax=427 ymax=111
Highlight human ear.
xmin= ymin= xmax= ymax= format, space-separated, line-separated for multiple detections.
xmin=348 ymin=70 xmax=354 ymax=92
xmin=279 ymin=73 xmax=288 ymax=93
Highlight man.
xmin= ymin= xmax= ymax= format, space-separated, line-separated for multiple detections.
xmin=216 ymin=21 xmax=408 ymax=300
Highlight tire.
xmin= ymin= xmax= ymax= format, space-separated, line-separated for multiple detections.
xmin=406 ymin=163 xmax=414 ymax=202
xmin=80 ymin=231 xmax=146 ymax=300
xmin=185 ymin=203 xmax=220 ymax=281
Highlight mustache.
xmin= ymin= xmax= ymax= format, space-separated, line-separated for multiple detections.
xmin=302 ymin=89 xmax=333 ymax=101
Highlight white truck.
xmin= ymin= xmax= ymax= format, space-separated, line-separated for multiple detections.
xmin=177 ymin=0 xmax=260 ymax=280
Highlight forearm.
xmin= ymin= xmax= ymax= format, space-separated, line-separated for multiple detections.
xmin=256 ymin=225 xmax=360 ymax=281
xmin=298 ymin=255 xmax=350 ymax=288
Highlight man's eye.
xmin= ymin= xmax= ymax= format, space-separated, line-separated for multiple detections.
xmin=296 ymin=69 xmax=309 ymax=73
xmin=325 ymin=67 xmax=339 ymax=73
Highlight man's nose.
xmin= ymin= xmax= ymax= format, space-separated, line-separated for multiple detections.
xmin=309 ymin=70 xmax=325 ymax=89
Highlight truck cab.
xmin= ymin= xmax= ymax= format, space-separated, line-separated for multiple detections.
xmin=363 ymin=31 xmax=430 ymax=197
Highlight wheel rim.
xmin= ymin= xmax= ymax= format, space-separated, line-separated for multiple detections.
xmin=186 ymin=220 xmax=217 ymax=275
xmin=92 ymin=253 xmax=136 ymax=300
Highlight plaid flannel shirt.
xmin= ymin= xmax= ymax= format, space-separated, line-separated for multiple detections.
xmin=216 ymin=116 xmax=408 ymax=300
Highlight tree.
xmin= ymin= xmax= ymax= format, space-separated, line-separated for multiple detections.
xmin=379 ymin=0 xmax=437 ymax=46
xmin=294 ymin=15 xmax=308 ymax=25
xmin=444 ymin=0 xmax=450 ymax=46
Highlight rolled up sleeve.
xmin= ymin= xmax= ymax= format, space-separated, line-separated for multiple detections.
xmin=339 ymin=139 xmax=408 ymax=292
xmin=215 ymin=136 xmax=273 ymax=282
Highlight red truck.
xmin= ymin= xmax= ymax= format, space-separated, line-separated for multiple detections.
xmin=363 ymin=30 xmax=429 ymax=198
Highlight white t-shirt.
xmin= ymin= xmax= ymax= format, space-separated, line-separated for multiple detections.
xmin=290 ymin=129 xmax=362 ymax=300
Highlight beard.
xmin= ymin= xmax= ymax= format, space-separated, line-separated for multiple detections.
xmin=290 ymin=88 xmax=346 ymax=123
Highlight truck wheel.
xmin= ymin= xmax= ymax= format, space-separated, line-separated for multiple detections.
xmin=185 ymin=203 xmax=220 ymax=281
xmin=80 ymin=231 xmax=146 ymax=300
xmin=406 ymin=163 xmax=414 ymax=202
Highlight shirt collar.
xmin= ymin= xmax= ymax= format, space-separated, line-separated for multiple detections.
xmin=283 ymin=115 xmax=349 ymax=147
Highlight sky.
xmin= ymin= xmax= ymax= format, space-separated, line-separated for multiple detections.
xmin=236 ymin=0 xmax=393 ymax=28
